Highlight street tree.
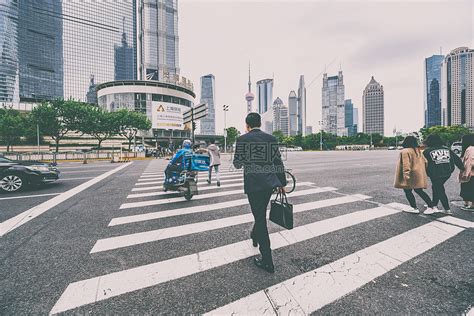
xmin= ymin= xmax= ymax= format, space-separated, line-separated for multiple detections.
xmin=272 ymin=130 xmax=285 ymax=143
xmin=114 ymin=109 xmax=151 ymax=150
xmin=420 ymin=125 xmax=470 ymax=145
xmin=0 ymin=107 xmax=26 ymax=152
xmin=225 ymin=127 xmax=240 ymax=147
xmin=31 ymin=100 xmax=85 ymax=152
xmin=80 ymin=107 xmax=118 ymax=149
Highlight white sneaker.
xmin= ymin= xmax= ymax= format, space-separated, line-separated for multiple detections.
xmin=403 ymin=207 xmax=420 ymax=214
xmin=423 ymin=207 xmax=435 ymax=215
xmin=444 ymin=209 xmax=453 ymax=215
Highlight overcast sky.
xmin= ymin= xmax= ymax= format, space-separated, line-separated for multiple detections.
xmin=179 ymin=0 xmax=473 ymax=136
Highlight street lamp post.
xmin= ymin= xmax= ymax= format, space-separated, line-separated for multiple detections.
xmin=223 ymin=105 xmax=229 ymax=153
xmin=370 ymin=133 xmax=373 ymax=149
xmin=318 ymin=120 xmax=325 ymax=151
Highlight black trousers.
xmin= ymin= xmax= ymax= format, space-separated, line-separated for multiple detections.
xmin=431 ymin=176 xmax=451 ymax=210
xmin=403 ymin=188 xmax=433 ymax=209
xmin=247 ymin=189 xmax=274 ymax=265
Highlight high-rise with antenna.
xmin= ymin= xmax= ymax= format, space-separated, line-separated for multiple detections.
xmin=245 ymin=62 xmax=255 ymax=113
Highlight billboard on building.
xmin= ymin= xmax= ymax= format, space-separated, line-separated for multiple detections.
xmin=152 ymin=102 xmax=188 ymax=130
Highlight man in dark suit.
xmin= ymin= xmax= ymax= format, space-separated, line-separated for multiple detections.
xmin=233 ymin=112 xmax=287 ymax=273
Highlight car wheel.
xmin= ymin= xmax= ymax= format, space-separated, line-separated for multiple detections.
xmin=0 ymin=174 xmax=24 ymax=193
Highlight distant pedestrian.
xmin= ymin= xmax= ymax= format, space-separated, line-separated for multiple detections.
xmin=394 ymin=135 xmax=435 ymax=213
xmin=207 ymin=139 xmax=221 ymax=186
xmin=459 ymin=134 xmax=474 ymax=211
xmin=233 ymin=112 xmax=286 ymax=273
xmin=423 ymin=134 xmax=464 ymax=215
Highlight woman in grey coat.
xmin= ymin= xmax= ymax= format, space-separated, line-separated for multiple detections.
xmin=207 ymin=139 xmax=221 ymax=186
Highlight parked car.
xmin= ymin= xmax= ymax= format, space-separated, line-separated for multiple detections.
xmin=0 ymin=157 xmax=60 ymax=193
xmin=388 ymin=146 xmax=396 ymax=150
xmin=451 ymin=141 xmax=462 ymax=155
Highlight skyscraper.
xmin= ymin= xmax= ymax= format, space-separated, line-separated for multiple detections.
xmin=138 ymin=0 xmax=179 ymax=81
xmin=322 ymin=71 xmax=345 ymax=136
xmin=362 ymin=76 xmax=385 ymax=135
xmin=245 ymin=63 xmax=255 ymax=113
xmin=344 ymin=99 xmax=357 ymax=136
xmin=18 ymin=1 xmax=63 ymax=102
xmin=0 ymin=0 xmax=19 ymax=103
xmin=62 ymin=2 xmax=137 ymax=101
xmin=272 ymin=97 xmax=289 ymax=136
xmin=441 ymin=47 xmax=473 ymax=128
xmin=424 ymin=55 xmax=444 ymax=127
xmin=297 ymin=75 xmax=307 ymax=136
xmin=115 ymin=17 xmax=136 ymax=80
xmin=256 ymin=79 xmax=273 ymax=114
xmin=288 ymin=90 xmax=298 ymax=136
xmin=199 ymin=74 xmax=216 ymax=135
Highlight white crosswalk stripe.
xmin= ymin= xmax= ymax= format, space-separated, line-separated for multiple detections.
xmin=49 ymin=160 xmax=473 ymax=314
xmin=92 ymin=192 xmax=367 ymax=253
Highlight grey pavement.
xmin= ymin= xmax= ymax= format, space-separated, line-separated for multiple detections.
xmin=0 ymin=151 xmax=472 ymax=315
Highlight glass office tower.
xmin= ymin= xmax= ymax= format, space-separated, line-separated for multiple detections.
xmin=62 ymin=2 xmax=136 ymax=101
xmin=138 ymin=0 xmax=180 ymax=81
xmin=199 ymin=74 xmax=216 ymax=135
xmin=0 ymin=0 xmax=19 ymax=102
xmin=18 ymin=1 xmax=63 ymax=102
xmin=424 ymin=55 xmax=444 ymax=127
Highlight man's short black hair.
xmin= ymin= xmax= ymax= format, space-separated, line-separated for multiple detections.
xmin=246 ymin=112 xmax=261 ymax=128
xmin=209 ymin=138 xmax=215 ymax=144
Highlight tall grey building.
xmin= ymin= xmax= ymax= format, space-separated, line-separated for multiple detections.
xmin=272 ymin=97 xmax=289 ymax=136
xmin=138 ymin=0 xmax=179 ymax=81
xmin=115 ymin=17 xmax=136 ymax=80
xmin=199 ymin=74 xmax=216 ymax=135
xmin=344 ymin=99 xmax=357 ymax=136
xmin=18 ymin=1 xmax=63 ymax=102
xmin=256 ymin=79 xmax=273 ymax=114
xmin=441 ymin=47 xmax=473 ymax=128
xmin=297 ymin=75 xmax=307 ymax=136
xmin=0 ymin=0 xmax=19 ymax=102
xmin=322 ymin=71 xmax=345 ymax=136
xmin=288 ymin=90 xmax=298 ymax=136
xmin=362 ymin=76 xmax=385 ymax=135
xmin=424 ymin=55 xmax=444 ymax=127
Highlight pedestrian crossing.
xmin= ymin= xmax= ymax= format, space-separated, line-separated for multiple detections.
xmin=49 ymin=160 xmax=473 ymax=314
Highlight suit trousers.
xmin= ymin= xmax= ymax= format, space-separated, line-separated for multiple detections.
xmin=247 ymin=189 xmax=274 ymax=265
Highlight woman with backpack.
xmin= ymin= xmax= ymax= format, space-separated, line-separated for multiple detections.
xmin=423 ymin=134 xmax=464 ymax=215
xmin=394 ymin=136 xmax=435 ymax=213
xmin=459 ymin=134 xmax=474 ymax=211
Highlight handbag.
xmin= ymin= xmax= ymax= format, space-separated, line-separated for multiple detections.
xmin=270 ymin=191 xmax=294 ymax=230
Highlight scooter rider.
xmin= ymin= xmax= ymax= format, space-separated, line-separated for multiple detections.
xmin=165 ymin=139 xmax=193 ymax=180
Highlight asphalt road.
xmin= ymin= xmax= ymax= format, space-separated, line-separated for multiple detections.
xmin=0 ymin=151 xmax=472 ymax=315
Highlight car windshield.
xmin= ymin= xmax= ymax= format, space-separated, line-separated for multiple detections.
xmin=0 ymin=157 xmax=13 ymax=163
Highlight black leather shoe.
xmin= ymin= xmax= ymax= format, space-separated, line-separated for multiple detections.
xmin=250 ymin=232 xmax=258 ymax=247
xmin=253 ymin=258 xmax=274 ymax=273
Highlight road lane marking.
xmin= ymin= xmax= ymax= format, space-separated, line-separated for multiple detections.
xmin=207 ymin=219 xmax=468 ymax=315
xmin=131 ymin=178 xmax=243 ymax=192
xmin=135 ymin=173 xmax=242 ymax=186
xmin=140 ymin=170 xmax=241 ymax=179
xmin=0 ymin=193 xmax=61 ymax=200
xmin=59 ymin=177 xmax=95 ymax=181
xmin=120 ymin=189 xmax=247 ymax=209
xmin=0 ymin=162 xmax=133 ymax=237
xmin=127 ymin=181 xmax=312 ymax=199
xmin=60 ymin=169 xmax=113 ymax=174
xmin=110 ymin=187 xmax=334 ymax=226
xmin=50 ymin=203 xmax=400 ymax=314
xmin=92 ymin=194 xmax=370 ymax=253
xmin=57 ymin=164 xmax=115 ymax=169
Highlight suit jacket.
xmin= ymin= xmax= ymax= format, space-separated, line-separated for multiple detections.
xmin=233 ymin=129 xmax=287 ymax=194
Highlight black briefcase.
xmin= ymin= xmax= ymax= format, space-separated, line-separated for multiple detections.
xmin=270 ymin=191 xmax=293 ymax=230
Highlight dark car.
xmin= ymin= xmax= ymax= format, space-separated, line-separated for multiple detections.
xmin=0 ymin=157 xmax=60 ymax=193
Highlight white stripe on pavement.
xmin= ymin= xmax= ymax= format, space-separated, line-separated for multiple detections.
xmin=135 ymin=173 xmax=242 ymax=186
xmin=0 ymin=193 xmax=61 ymax=201
xmin=111 ymin=187 xmax=333 ymax=225
xmin=121 ymin=186 xmax=265 ymax=209
xmin=50 ymin=203 xmax=401 ymax=314
xmin=61 ymin=169 xmax=113 ymax=174
xmin=131 ymin=178 xmax=243 ymax=192
xmin=59 ymin=177 xmax=95 ymax=181
xmin=140 ymin=170 xmax=241 ymax=179
xmin=207 ymin=218 xmax=469 ymax=315
xmin=0 ymin=162 xmax=133 ymax=237
xmin=92 ymin=194 xmax=370 ymax=253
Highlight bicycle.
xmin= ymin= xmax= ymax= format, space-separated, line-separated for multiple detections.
xmin=284 ymin=169 xmax=296 ymax=193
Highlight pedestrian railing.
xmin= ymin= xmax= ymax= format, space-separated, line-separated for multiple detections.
xmin=0 ymin=151 xmax=145 ymax=162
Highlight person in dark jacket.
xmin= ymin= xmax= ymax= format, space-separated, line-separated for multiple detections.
xmin=423 ymin=134 xmax=464 ymax=215
xmin=233 ymin=112 xmax=287 ymax=273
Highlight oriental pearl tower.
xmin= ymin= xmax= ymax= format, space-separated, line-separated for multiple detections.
xmin=245 ymin=63 xmax=255 ymax=113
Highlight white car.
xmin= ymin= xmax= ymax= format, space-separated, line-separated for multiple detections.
xmin=451 ymin=142 xmax=462 ymax=155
